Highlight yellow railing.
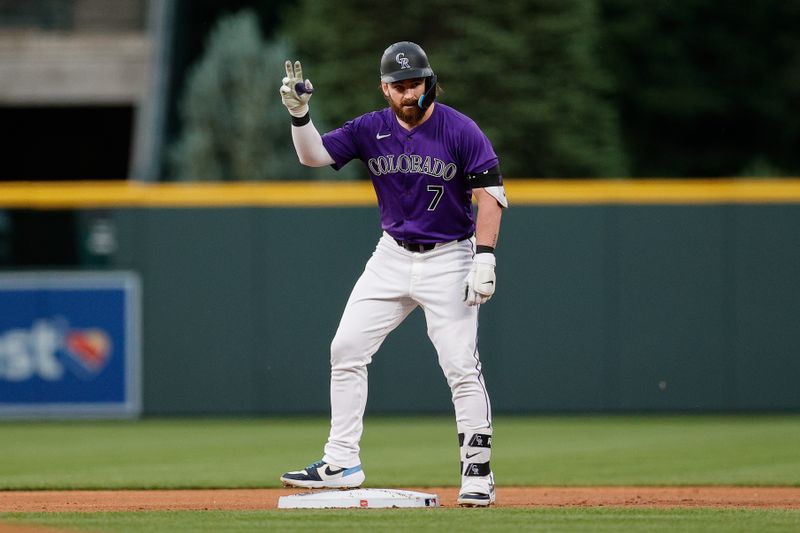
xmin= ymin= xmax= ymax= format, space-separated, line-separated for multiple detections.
xmin=1 ymin=179 xmax=800 ymax=208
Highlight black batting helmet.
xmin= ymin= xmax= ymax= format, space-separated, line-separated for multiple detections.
xmin=380 ymin=41 xmax=438 ymax=109
xmin=380 ymin=41 xmax=434 ymax=82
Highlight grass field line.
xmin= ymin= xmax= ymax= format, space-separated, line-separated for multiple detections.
xmin=2 ymin=416 xmax=799 ymax=490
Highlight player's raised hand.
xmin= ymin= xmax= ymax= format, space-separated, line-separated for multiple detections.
xmin=280 ymin=60 xmax=314 ymax=118
xmin=464 ymin=253 xmax=496 ymax=306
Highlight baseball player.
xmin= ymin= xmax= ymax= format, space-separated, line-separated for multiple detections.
xmin=278 ymin=41 xmax=508 ymax=507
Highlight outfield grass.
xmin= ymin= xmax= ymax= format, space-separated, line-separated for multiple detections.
xmin=3 ymin=508 xmax=800 ymax=533
xmin=1 ymin=415 xmax=799 ymax=532
xmin=0 ymin=415 xmax=798 ymax=489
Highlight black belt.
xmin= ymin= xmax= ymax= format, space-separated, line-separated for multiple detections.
xmin=394 ymin=239 xmax=437 ymax=252
xmin=394 ymin=234 xmax=472 ymax=253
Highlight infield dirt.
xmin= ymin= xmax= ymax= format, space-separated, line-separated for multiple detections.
xmin=2 ymin=487 xmax=799 ymax=512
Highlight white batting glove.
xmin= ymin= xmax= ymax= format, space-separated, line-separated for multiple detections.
xmin=464 ymin=253 xmax=496 ymax=306
xmin=280 ymin=60 xmax=313 ymax=118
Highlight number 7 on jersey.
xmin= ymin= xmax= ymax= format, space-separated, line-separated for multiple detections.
xmin=427 ymin=185 xmax=444 ymax=211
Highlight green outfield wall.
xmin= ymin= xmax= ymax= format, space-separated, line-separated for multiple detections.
xmin=3 ymin=180 xmax=800 ymax=414
xmin=109 ymin=205 xmax=800 ymax=414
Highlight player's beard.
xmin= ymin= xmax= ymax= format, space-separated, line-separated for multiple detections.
xmin=389 ymin=96 xmax=425 ymax=126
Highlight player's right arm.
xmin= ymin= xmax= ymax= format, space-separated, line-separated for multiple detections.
xmin=280 ymin=60 xmax=335 ymax=167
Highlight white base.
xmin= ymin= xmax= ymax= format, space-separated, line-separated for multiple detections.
xmin=278 ymin=488 xmax=440 ymax=509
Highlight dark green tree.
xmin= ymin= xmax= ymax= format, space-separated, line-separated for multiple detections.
xmin=170 ymin=9 xmax=356 ymax=180
xmin=282 ymin=0 xmax=628 ymax=178
xmin=599 ymin=0 xmax=800 ymax=177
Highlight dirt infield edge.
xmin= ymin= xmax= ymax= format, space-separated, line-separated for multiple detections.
xmin=1 ymin=486 xmax=799 ymax=512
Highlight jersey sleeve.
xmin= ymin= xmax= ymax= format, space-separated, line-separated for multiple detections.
xmin=459 ymin=120 xmax=501 ymax=186
xmin=460 ymin=118 xmax=508 ymax=207
xmin=461 ymin=121 xmax=508 ymax=191
xmin=321 ymin=118 xmax=361 ymax=171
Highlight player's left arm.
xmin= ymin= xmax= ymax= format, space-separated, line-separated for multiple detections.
xmin=474 ymin=187 xmax=503 ymax=250
xmin=464 ymin=177 xmax=508 ymax=306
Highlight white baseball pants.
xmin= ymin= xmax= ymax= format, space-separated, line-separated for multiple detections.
xmin=322 ymin=232 xmax=493 ymax=468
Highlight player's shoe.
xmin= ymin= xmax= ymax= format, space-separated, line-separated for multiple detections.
xmin=457 ymin=474 xmax=496 ymax=507
xmin=280 ymin=460 xmax=365 ymax=489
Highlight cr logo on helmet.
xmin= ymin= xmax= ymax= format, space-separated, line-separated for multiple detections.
xmin=395 ymin=53 xmax=411 ymax=69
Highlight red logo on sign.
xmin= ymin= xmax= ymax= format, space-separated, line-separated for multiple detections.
xmin=360 ymin=499 xmax=368 ymax=508
xmin=65 ymin=329 xmax=111 ymax=373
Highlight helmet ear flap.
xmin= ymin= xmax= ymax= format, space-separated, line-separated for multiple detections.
xmin=418 ymin=74 xmax=438 ymax=110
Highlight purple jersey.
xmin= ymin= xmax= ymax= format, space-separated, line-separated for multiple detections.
xmin=321 ymin=104 xmax=499 ymax=243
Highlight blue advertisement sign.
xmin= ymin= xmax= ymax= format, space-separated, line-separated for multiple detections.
xmin=0 ymin=272 xmax=140 ymax=418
